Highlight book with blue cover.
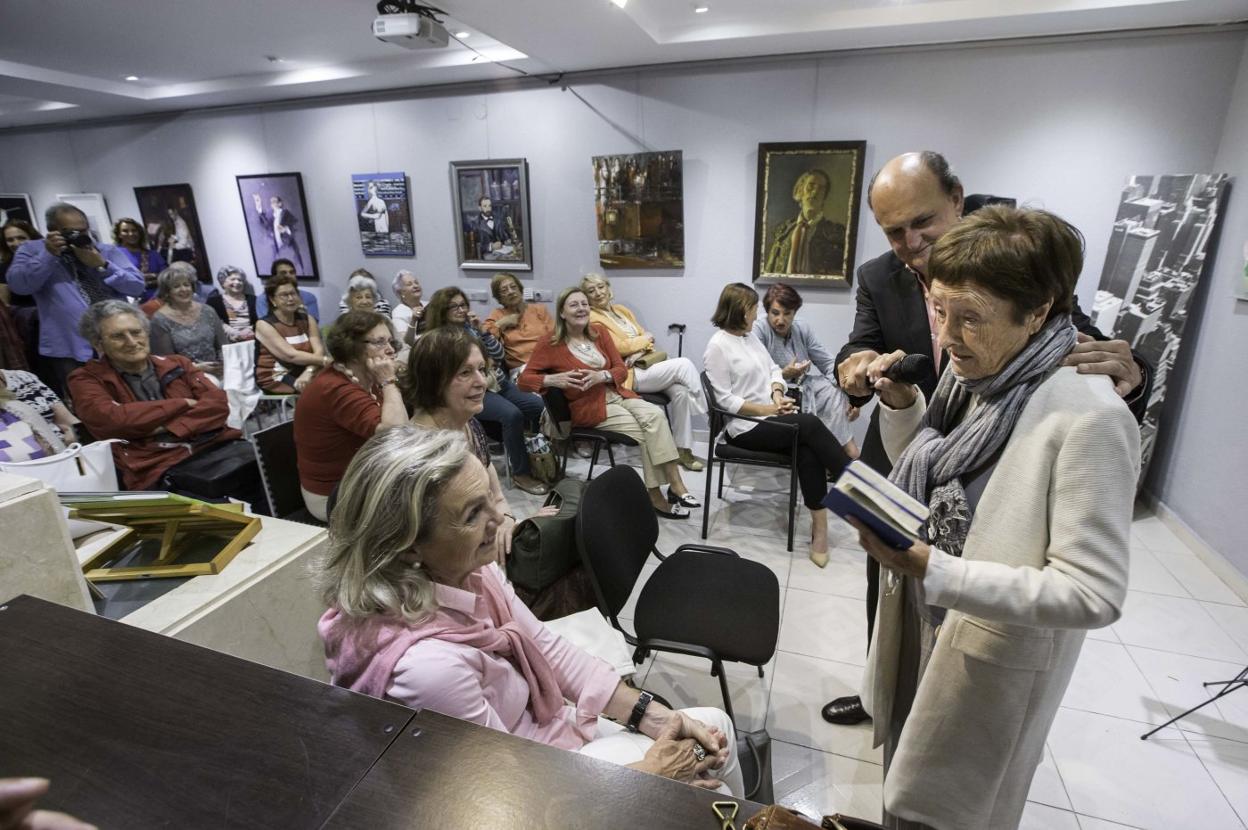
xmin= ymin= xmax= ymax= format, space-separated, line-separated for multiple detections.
xmin=823 ymin=461 xmax=928 ymax=550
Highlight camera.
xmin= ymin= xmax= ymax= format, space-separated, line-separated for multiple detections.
xmin=61 ymin=228 xmax=95 ymax=248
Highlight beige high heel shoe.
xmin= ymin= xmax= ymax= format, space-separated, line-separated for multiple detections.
xmin=809 ymin=530 xmax=829 ymax=568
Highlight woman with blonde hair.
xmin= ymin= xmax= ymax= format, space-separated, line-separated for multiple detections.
xmin=581 ymin=272 xmax=705 ymax=471
xmin=316 ymin=426 xmax=741 ymax=794
xmin=520 ymin=287 xmax=697 ymax=519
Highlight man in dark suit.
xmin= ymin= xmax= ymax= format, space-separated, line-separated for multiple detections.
xmin=473 ymin=196 xmax=513 ymax=259
xmin=821 ymin=151 xmax=1151 ymax=726
xmin=764 ymin=169 xmax=846 ymax=277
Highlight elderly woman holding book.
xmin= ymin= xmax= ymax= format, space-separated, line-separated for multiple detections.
xmin=852 ymin=206 xmax=1139 ymax=830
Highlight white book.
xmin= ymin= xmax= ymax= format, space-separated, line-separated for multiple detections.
xmin=836 ymin=462 xmax=928 ymax=533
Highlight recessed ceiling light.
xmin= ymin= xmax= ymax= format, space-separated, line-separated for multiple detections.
xmin=455 ymin=31 xmax=470 ymax=38
xmin=610 ymin=0 xmax=627 ymax=8
xmin=123 ymin=75 xmax=139 ymax=81
xmin=694 ymin=4 xmax=710 ymax=12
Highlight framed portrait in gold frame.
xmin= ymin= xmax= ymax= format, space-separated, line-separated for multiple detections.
xmin=752 ymin=141 xmax=866 ymax=288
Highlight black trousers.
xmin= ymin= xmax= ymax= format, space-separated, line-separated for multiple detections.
xmin=727 ymin=413 xmax=850 ymax=509
xmin=860 ymin=418 xmax=893 ymax=649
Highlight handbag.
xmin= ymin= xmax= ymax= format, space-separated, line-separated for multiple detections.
xmin=0 ymin=440 xmax=121 ymax=492
xmin=743 ymin=806 xmax=884 ymax=830
xmin=507 ymin=478 xmax=585 ymax=593
xmin=633 ymin=349 xmax=668 ymax=370
xmin=525 ymin=433 xmax=560 ymax=485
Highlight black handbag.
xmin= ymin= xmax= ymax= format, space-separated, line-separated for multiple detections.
xmin=507 ymin=478 xmax=585 ymax=593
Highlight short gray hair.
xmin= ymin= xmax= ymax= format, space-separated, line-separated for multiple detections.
xmin=156 ymin=262 xmax=199 ymax=301
xmin=317 ymin=426 xmax=473 ymax=623
xmin=392 ymin=269 xmax=417 ymax=296
xmin=44 ymin=202 xmax=86 ymax=231
xmin=344 ymin=273 xmax=379 ymax=301
xmin=215 ymin=264 xmax=247 ymax=287
xmin=79 ymin=299 xmax=148 ymax=345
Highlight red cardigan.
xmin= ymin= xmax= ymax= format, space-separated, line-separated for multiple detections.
xmin=518 ymin=325 xmax=637 ymax=426
xmin=68 ymin=354 xmax=240 ymax=490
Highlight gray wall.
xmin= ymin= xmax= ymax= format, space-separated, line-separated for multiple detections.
xmin=1 ymin=30 xmax=1244 ymax=562
xmin=1146 ymin=36 xmax=1248 ymax=571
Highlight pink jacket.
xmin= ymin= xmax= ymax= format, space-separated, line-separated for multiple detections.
xmin=319 ymin=564 xmax=619 ymax=750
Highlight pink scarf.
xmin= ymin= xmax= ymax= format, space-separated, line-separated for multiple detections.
xmin=317 ymin=567 xmax=564 ymax=724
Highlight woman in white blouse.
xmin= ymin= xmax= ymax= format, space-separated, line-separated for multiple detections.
xmin=703 ymin=283 xmax=851 ymax=566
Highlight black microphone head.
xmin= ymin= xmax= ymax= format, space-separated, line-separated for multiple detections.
xmin=885 ymin=353 xmax=934 ymax=385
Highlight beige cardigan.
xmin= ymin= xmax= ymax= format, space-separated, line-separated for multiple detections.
xmin=588 ymin=304 xmax=652 ymax=390
xmin=863 ymin=366 xmax=1139 ymax=830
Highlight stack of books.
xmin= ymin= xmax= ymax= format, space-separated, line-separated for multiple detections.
xmin=823 ymin=460 xmax=929 ymax=550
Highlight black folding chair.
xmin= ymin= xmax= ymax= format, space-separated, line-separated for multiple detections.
xmin=251 ymin=420 xmax=325 ymax=526
xmin=576 ymin=464 xmax=780 ymax=724
xmin=543 ymin=387 xmax=638 ymax=480
xmin=699 ymin=372 xmax=799 ymax=552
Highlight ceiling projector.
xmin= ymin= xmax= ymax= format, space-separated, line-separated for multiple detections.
xmin=373 ymin=13 xmax=450 ymax=49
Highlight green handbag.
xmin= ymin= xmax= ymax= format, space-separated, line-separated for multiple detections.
xmin=507 ymin=478 xmax=586 ymax=592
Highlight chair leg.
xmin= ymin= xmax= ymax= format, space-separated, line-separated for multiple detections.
xmin=604 ymin=442 xmax=616 ymax=468
xmin=757 ymin=665 xmax=765 ymax=679
xmin=701 ymin=457 xmax=713 ymax=541
xmin=787 ymin=465 xmax=798 ymax=553
xmin=717 ymin=459 xmax=726 ymax=499
xmin=711 ymin=657 xmax=737 ymax=726
xmin=587 ymin=441 xmax=601 ymax=481
xmin=561 ymin=440 xmax=570 ymax=478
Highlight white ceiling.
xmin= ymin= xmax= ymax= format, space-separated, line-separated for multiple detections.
xmin=0 ymin=0 xmax=1243 ymax=130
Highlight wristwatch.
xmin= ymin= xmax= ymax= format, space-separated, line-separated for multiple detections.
xmin=626 ymin=690 xmax=653 ymax=733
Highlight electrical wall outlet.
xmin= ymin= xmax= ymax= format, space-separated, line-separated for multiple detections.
xmin=531 ymin=288 xmax=553 ymax=302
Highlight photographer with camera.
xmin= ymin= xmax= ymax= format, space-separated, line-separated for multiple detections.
xmin=7 ymin=202 xmax=144 ymax=398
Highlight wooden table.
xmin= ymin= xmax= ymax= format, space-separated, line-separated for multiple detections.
xmin=0 ymin=594 xmax=762 ymax=829
xmin=323 ymin=709 xmax=762 ymax=830
xmin=0 ymin=594 xmax=412 ymax=829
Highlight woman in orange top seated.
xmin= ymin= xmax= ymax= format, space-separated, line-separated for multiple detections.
xmin=519 ymin=287 xmax=698 ymax=519
xmin=482 ymin=272 xmax=553 ymax=372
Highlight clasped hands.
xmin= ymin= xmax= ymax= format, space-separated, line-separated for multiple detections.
xmin=633 ymin=710 xmax=729 ymax=790
xmin=544 ymin=369 xmax=608 ymax=391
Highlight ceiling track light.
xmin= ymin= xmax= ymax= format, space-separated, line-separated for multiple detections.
xmin=694 ymin=4 xmax=710 ymax=13
xmin=123 ymin=74 xmax=139 ymax=81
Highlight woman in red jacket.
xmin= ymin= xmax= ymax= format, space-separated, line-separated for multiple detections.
xmin=519 ymin=287 xmax=697 ymax=519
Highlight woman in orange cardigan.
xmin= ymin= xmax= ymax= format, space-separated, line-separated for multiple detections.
xmin=519 ymin=287 xmax=698 ymax=519
xmin=581 ymin=273 xmax=706 ymax=472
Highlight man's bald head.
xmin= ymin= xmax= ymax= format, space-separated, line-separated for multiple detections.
xmin=866 ymin=152 xmax=965 ymax=276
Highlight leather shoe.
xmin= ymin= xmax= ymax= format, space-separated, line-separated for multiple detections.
xmin=821 ymin=695 xmax=870 ymax=725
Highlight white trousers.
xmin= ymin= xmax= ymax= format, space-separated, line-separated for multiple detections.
xmin=633 ymin=357 xmax=706 ymax=451
xmin=576 ymin=706 xmax=743 ymax=797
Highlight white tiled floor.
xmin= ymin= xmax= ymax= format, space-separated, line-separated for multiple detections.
xmin=503 ymin=446 xmax=1248 ymax=828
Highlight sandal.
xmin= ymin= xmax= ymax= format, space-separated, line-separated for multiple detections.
xmin=654 ymin=503 xmax=691 ymax=520
xmin=665 ymin=488 xmax=701 ymax=509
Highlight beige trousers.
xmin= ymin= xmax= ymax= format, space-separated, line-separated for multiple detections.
xmin=594 ymin=396 xmax=679 ymax=488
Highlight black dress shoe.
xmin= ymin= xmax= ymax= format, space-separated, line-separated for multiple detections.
xmin=821 ymin=695 xmax=871 ymax=725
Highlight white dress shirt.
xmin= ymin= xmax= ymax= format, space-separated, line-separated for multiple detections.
xmin=703 ymin=329 xmax=785 ymax=439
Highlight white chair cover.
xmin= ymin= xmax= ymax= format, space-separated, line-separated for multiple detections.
xmin=222 ymin=340 xmax=261 ymax=430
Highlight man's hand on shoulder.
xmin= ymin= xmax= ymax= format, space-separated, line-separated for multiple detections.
xmin=1062 ymin=333 xmax=1142 ymax=398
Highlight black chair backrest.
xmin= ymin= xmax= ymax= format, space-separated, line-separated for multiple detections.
xmin=544 ymin=386 xmax=573 ymax=424
xmin=576 ymin=464 xmax=660 ymax=619
xmin=699 ymin=371 xmax=724 ymax=442
xmin=251 ymin=420 xmax=303 ymax=518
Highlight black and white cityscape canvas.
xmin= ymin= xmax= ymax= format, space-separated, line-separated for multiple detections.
xmin=1091 ymin=173 xmax=1229 ymax=476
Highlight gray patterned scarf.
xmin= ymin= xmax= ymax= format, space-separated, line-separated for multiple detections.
xmin=889 ymin=314 xmax=1077 ymax=559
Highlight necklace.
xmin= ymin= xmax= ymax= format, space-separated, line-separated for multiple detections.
xmin=569 ymin=338 xmax=599 ymax=359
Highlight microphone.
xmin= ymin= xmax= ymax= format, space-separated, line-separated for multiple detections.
xmin=882 ymin=353 xmax=933 ymax=385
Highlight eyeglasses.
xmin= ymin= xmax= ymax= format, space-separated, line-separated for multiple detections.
xmin=365 ymin=337 xmax=400 ymax=351
xmin=446 ymin=301 xmax=469 ymax=311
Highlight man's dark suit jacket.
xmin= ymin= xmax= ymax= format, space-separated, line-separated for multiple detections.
xmin=837 ymin=250 xmax=1152 ymax=474
xmin=764 ymin=215 xmax=846 ymax=276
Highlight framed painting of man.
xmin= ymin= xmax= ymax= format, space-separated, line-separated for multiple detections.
xmin=752 ymin=141 xmax=866 ymax=287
